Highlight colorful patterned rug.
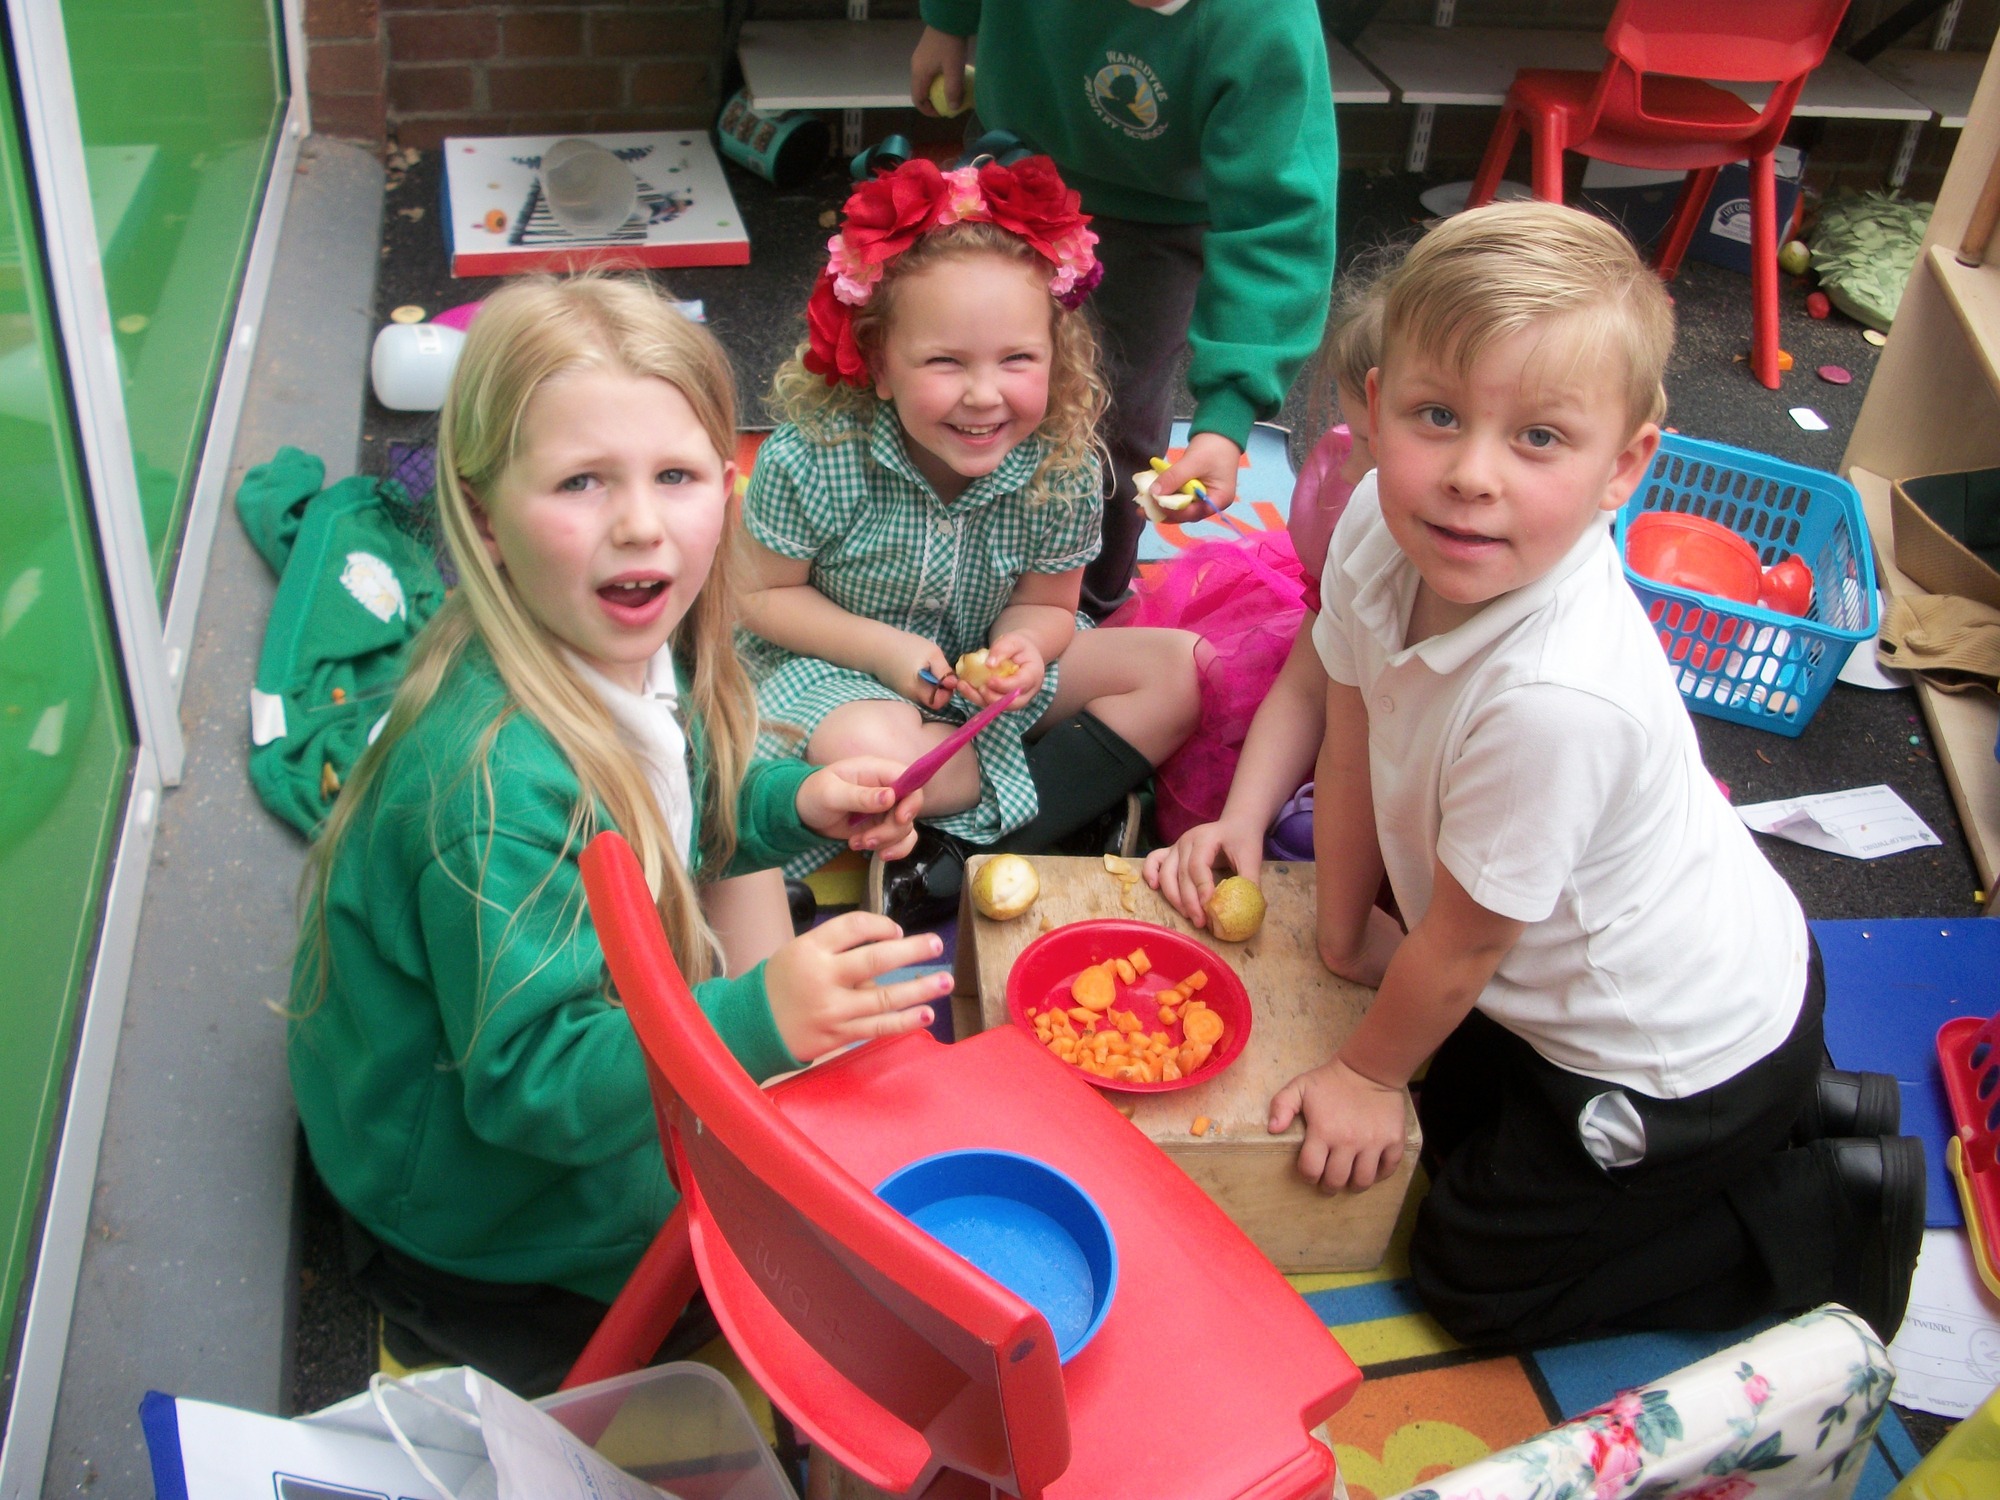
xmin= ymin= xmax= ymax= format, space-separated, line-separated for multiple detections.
xmin=1299 ymin=1179 xmax=1924 ymax=1499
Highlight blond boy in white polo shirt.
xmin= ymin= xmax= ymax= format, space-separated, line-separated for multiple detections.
xmin=1274 ymin=202 xmax=1921 ymax=1346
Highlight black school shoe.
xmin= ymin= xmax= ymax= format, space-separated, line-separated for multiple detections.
xmin=867 ymin=826 xmax=971 ymax=929
xmin=1821 ymin=1134 xmax=1926 ymax=1341
xmin=1791 ymin=1068 xmax=1902 ymax=1145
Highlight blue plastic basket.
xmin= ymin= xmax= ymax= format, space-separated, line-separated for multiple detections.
xmin=1615 ymin=433 xmax=1877 ymax=737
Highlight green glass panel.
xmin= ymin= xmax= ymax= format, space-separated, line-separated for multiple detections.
xmin=62 ymin=0 xmax=286 ymax=593
xmin=0 ymin=63 xmax=134 ymax=1343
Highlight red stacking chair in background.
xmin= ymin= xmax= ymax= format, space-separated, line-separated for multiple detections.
xmin=1466 ymin=0 xmax=1851 ymax=390
xmin=565 ymin=832 xmax=1359 ymax=1500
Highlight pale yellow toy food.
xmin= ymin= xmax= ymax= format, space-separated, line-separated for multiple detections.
xmin=971 ymin=852 xmax=1039 ymax=921
xmin=1204 ymin=876 xmax=1266 ymax=942
xmin=1132 ymin=469 xmax=1199 ymax=525
xmin=954 ymin=648 xmax=1019 ymax=690
xmin=927 ymin=64 xmax=976 ymax=118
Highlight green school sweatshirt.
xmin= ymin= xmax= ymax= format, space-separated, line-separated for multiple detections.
xmin=920 ymin=0 xmax=1339 ymax=445
xmin=288 ymin=641 xmax=825 ymax=1302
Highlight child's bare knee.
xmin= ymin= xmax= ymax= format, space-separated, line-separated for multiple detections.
xmin=1155 ymin=630 xmax=1203 ymax=742
xmin=808 ymin=703 xmax=923 ymax=764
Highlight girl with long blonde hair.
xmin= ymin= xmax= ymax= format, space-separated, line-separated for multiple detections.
xmin=289 ymin=275 xmax=945 ymax=1392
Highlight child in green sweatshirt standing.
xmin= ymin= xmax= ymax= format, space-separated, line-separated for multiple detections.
xmin=913 ymin=0 xmax=1339 ymax=616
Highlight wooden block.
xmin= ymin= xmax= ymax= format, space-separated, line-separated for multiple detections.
xmin=961 ymin=854 xmax=1419 ymax=1273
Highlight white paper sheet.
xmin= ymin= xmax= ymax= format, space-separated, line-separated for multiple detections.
xmin=1736 ymin=784 xmax=1942 ymax=858
xmin=1888 ymin=1228 xmax=2000 ymax=1417
xmin=1839 ymin=594 xmax=1909 ymax=689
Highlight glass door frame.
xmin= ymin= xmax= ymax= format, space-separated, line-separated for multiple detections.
xmin=0 ymin=0 xmax=307 ymax=1491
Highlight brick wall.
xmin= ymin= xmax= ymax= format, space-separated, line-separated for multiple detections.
xmin=305 ymin=0 xmax=730 ymax=149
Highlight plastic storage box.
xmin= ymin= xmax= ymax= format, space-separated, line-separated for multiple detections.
xmin=1615 ymin=433 xmax=1876 ymax=736
xmin=536 ymin=1361 xmax=796 ymax=1499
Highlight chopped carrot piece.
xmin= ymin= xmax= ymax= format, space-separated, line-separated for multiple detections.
xmin=1157 ymin=1005 xmax=1177 ymax=1024
xmin=1183 ymin=1008 xmax=1224 ymax=1047
xmin=1191 ymin=1116 xmax=1212 ymax=1136
xmin=1161 ymin=1059 xmax=1182 ymax=1081
xmin=1071 ymin=964 xmax=1116 ymax=1011
xmin=1112 ymin=957 xmax=1137 ymax=985
xmin=1185 ymin=970 xmax=1209 ymax=991
xmin=1129 ymin=948 xmax=1152 ymax=975
xmin=1067 ymin=1006 xmax=1094 ymax=1024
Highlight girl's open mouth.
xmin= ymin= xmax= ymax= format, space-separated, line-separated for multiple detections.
xmin=598 ymin=579 xmax=667 ymax=608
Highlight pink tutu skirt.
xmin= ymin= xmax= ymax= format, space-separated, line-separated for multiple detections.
xmin=1109 ymin=529 xmax=1308 ymax=842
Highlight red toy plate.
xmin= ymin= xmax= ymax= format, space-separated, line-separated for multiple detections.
xmin=1005 ymin=919 xmax=1252 ymax=1093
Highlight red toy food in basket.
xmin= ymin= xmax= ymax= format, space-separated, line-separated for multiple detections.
xmin=1937 ymin=1013 xmax=2000 ymax=1298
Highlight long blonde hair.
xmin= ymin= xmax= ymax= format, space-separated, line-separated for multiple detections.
xmin=770 ymin=221 xmax=1108 ymax=501
xmin=302 ymin=275 xmax=754 ymax=1015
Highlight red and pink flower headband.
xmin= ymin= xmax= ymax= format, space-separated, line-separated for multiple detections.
xmin=803 ymin=155 xmax=1102 ymax=389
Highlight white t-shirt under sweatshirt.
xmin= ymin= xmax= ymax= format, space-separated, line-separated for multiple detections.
xmin=567 ymin=647 xmax=695 ymax=866
xmin=1312 ymin=476 xmax=1808 ymax=1101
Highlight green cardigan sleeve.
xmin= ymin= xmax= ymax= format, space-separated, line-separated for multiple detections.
xmin=920 ymin=0 xmax=980 ymax=36
xmin=420 ymin=826 xmax=799 ymax=1167
xmin=1183 ymin=3 xmax=1339 ymax=446
xmin=724 ymin=757 xmax=830 ymax=877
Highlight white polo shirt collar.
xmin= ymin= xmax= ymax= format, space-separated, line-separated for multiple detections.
xmin=1341 ymin=503 xmax=1616 ymax=676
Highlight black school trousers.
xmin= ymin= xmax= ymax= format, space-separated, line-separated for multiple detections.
xmin=1409 ymin=948 xmax=1837 ymax=1347
xmin=1080 ymin=213 xmax=1207 ymax=620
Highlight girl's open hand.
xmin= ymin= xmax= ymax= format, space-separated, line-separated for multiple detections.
xmin=798 ymin=757 xmax=923 ymax=858
xmin=973 ymin=633 xmax=1044 ymax=706
xmin=1267 ymin=1055 xmax=1407 ymax=1193
xmin=766 ymin=913 xmax=953 ymax=1060
xmin=1152 ymin=432 xmax=1243 ymax=520
xmin=1143 ymin=816 xmax=1264 ymax=925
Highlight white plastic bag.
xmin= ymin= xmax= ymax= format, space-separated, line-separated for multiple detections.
xmin=308 ymin=1368 xmax=667 ymax=1500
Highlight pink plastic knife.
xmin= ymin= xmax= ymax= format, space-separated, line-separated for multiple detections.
xmin=851 ymin=686 xmax=1024 ymax=827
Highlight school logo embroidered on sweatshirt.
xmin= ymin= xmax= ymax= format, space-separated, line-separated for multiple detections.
xmin=1086 ymin=53 xmax=1168 ymax=140
xmin=341 ymin=551 xmax=408 ymax=622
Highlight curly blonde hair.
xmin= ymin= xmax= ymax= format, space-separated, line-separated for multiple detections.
xmin=770 ymin=221 xmax=1107 ymax=501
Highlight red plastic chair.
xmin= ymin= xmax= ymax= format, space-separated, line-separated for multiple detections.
xmin=565 ymin=832 xmax=1359 ymax=1499
xmin=1466 ymin=0 xmax=1851 ymax=390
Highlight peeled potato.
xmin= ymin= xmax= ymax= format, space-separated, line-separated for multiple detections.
xmin=1133 ymin=470 xmax=1198 ymax=524
xmin=954 ymin=648 xmax=1018 ymax=690
xmin=1204 ymin=875 xmax=1266 ymax=943
xmin=971 ymin=852 xmax=1039 ymax=921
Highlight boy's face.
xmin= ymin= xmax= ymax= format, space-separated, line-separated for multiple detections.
xmin=1368 ymin=320 xmax=1657 ymax=612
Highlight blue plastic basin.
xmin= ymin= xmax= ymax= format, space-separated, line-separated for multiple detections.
xmin=875 ymin=1149 xmax=1118 ymax=1362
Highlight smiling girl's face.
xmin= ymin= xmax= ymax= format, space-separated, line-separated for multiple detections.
xmin=472 ymin=365 xmax=736 ymax=691
xmin=871 ymin=248 xmax=1054 ymax=501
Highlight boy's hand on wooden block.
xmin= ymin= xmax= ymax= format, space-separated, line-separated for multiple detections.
xmin=1269 ymin=1055 xmax=1408 ymax=1193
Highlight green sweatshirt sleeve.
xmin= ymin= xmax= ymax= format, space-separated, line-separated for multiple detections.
xmin=1183 ymin=5 xmax=1338 ymax=446
xmin=920 ymin=0 xmax=980 ymax=37
xmin=420 ymin=829 xmax=799 ymax=1166
xmin=725 ymin=756 xmax=830 ymax=876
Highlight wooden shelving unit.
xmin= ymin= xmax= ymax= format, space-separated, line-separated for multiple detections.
xmin=1842 ymin=37 xmax=2000 ymax=912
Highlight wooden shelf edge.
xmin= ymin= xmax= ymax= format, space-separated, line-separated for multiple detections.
xmin=1926 ymin=244 xmax=2000 ymax=404
xmin=1849 ymin=462 xmax=2000 ymax=897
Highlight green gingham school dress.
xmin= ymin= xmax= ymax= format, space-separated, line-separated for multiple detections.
xmin=740 ymin=409 xmax=1101 ymax=874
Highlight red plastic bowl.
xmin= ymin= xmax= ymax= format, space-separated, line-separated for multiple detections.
xmin=1005 ymin=919 xmax=1252 ymax=1093
xmin=1625 ymin=511 xmax=1762 ymax=604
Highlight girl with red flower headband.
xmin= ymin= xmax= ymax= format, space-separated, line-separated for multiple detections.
xmin=739 ymin=156 xmax=1202 ymax=915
